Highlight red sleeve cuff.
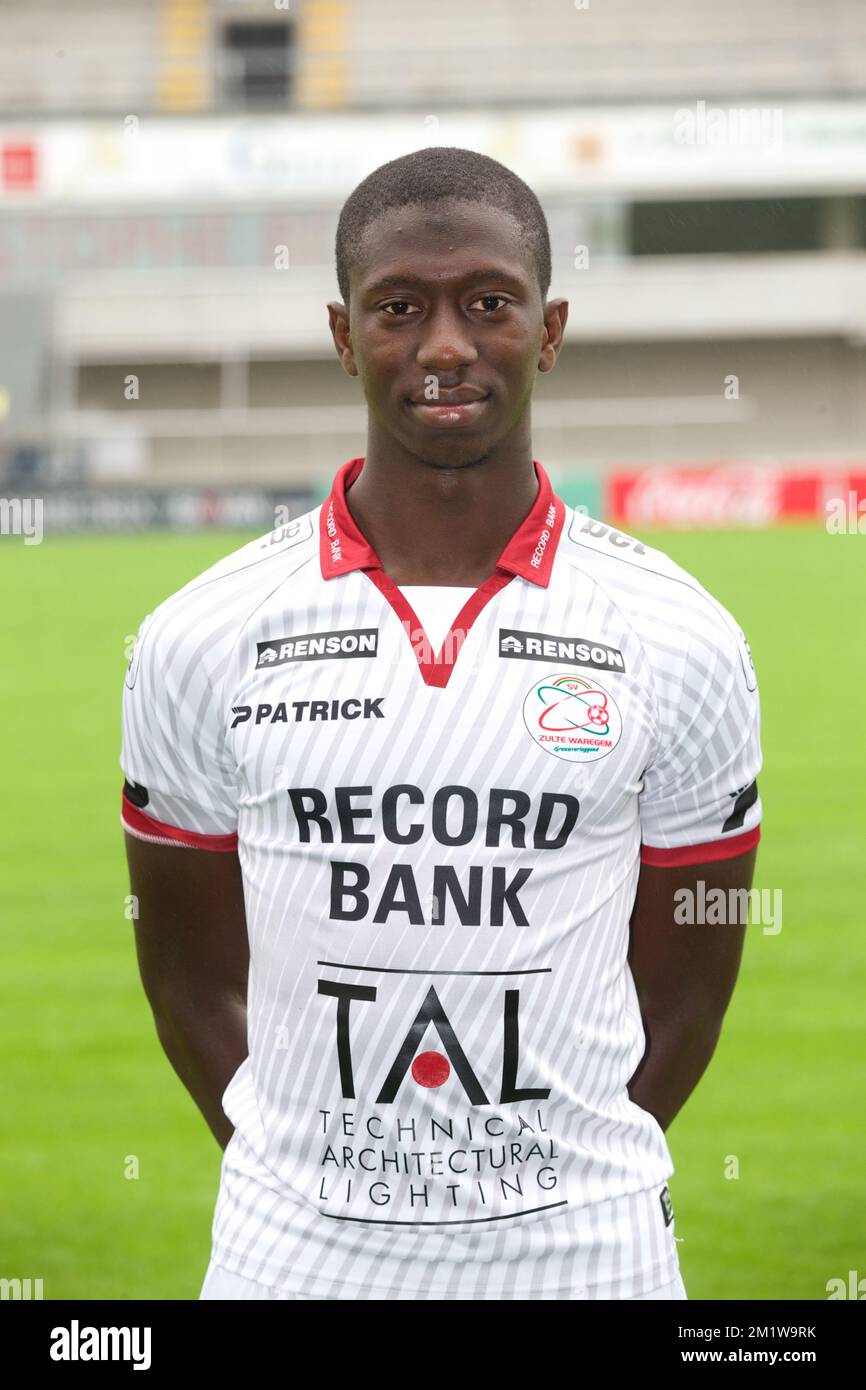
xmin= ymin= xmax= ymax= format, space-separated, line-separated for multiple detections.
xmin=640 ymin=824 xmax=760 ymax=868
xmin=121 ymin=785 xmax=239 ymax=852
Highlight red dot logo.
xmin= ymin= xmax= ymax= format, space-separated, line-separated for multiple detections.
xmin=411 ymin=1051 xmax=450 ymax=1088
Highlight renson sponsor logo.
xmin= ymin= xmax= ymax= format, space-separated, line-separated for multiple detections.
xmin=500 ymin=628 xmax=625 ymax=672
xmin=256 ymin=627 xmax=378 ymax=669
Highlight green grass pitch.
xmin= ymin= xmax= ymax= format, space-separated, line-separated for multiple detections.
xmin=0 ymin=523 xmax=862 ymax=1300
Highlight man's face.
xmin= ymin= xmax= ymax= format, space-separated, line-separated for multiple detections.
xmin=328 ymin=199 xmax=567 ymax=468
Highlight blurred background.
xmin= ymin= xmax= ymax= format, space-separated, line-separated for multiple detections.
xmin=2 ymin=0 xmax=866 ymax=523
xmin=1 ymin=0 xmax=864 ymax=1302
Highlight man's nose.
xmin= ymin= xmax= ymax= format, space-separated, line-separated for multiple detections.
xmin=416 ymin=306 xmax=478 ymax=371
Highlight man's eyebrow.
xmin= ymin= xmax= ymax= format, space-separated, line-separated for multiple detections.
xmin=364 ymin=268 xmax=527 ymax=295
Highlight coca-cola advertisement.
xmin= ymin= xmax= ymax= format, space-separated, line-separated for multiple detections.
xmin=608 ymin=467 xmax=866 ymax=528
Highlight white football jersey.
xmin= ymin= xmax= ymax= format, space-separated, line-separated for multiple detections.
xmin=120 ymin=457 xmax=762 ymax=1298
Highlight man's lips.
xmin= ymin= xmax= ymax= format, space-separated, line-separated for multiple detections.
xmin=408 ymin=386 xmax=489 ymax=405
xmin=407 ymin=387 xmax=492 ymax=427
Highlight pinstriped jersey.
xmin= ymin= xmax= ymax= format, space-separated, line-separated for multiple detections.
xmin=119 ymin=457 xmax=762 ymax=1298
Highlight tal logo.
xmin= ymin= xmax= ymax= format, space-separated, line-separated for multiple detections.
xmin=318 ymin=980 xmax=549 ymax=1106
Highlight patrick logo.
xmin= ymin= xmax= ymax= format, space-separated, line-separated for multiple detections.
xmin=523 ymin=673 xmax=623 ymax=762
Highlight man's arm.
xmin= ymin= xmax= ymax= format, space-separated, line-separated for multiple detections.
xmin=124 ymin=832 xmax=250 ymax=1150
xmin=626 ymin=845 xmax=758 ymax=1133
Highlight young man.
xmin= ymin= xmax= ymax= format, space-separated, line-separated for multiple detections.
xmin=120 ymin=147 xmax=762 ymax=1301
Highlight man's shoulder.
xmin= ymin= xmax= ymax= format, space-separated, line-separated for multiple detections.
xmin=557 ymin=506 xmax=756 ymax=684
xmin=127 ymin=504 xmax=322 ymax=676
xmin=560 ymin=505 xmax=730 ymax=622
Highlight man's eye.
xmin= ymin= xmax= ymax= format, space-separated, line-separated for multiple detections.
xmin=381 ymin=301 xmax=419 ymax=316
xmin=471 ymin=295 xmax=508 ymax=312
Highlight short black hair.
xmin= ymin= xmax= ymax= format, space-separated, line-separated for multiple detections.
xmin=335 ymin=146 xmax=551 ymax=305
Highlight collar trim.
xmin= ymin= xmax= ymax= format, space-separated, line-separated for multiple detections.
xmin=319 ymin=457 xmax=564 ymax=587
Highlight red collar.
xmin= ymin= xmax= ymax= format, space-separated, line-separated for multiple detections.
xmin=319 ymin=456 xmax=565 ymax=587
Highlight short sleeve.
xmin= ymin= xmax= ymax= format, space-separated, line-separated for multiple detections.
xmin=639 ymin=611 xmax=762 ymax=867
xmin=120 ymin=607 xmax=239 ymax=851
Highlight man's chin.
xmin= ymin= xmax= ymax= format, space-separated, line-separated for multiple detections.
xmin=407 ymin=437 xmax=494 ymax=471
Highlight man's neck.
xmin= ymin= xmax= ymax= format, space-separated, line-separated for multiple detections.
xmin=344 ymin=445 xmax=540 ymax=588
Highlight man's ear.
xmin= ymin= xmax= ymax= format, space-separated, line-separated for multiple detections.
xmin=327 ymin=301 xmax=358 ymax=377
xmin=538 ymin=298 xmax=569 ymax=374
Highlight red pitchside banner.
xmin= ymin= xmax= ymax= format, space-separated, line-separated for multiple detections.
xmin=607 ymin=467 xmax=866 ymax=528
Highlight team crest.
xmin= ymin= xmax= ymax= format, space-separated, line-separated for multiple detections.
xmin=523 ymin=672 xmax=623 ymax=763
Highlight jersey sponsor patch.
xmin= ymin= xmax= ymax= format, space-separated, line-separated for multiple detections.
xmin=722 ymin=779 xmax=759 ymax=832
xmin=735 ymin=626 xmax=758 ymax=691
xmin=231 ymin=697 xmax=385 ymax=728
xmin=499 ymin=628 xmax=626 ymax=672
xmin=256 ymin=627 xmax=378 ymax=668
xmin=523 ymin=672 xmax=623 ymax=763
xmin=257 ymin=515 xmax=312 ymax=552
xmin=122 ymin=778 xmax=149 ymax=808
xmin=659 ymin=1184 xmax=674 ymax=1227
xmin=567 ymin=513 xmax=648 ymax=556
xmin=124 ymin=610 xmax=155 ymax=691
